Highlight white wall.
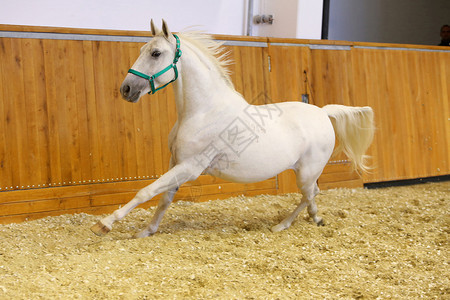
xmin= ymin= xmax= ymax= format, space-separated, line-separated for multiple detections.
xmin=1 ymin=0 xmax=247 ymax=35
xmin=1 ymin=0 xmax=324 ymax=39
xmin=328 ymin=0 xmax=450 ymax=45
xmin=297 ymin=0 xmax=324 ymax=39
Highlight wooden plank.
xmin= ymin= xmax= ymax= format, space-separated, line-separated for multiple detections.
xmin=5 ymin=38 xmax=27 ymax=188
xmin=0 ymin=38 xmax=14 ymax=190
xmin=42 ymin=39 xmax=63 ymax=186
xmin=60 ymin=195 xmax=91 ymax=210
xmin=362 ymin=48 xmax=391 ymax=182
xmin=91 ymin=41 xmax=108 ymax=179
xmin=31 ymin=39 xmax=52 ymax=186
xmin=397 ymin=50 xmax=417 ymax=179
xmin=116 ymin=42 xmax=134 ymax=178
xmin=385 ymin=50 xmax=406 ymax=178
xmin=310 ymin=49 xmax=354 ymax=107
xmin=91 ymin=192 xmax=139 ymax=207
xmin=0 ymin=199 xmax=61 ymax=217
xmin=95 ymin=41 xmax=119 ymax=180
xmin=82 ymin=40 xmax=101 ymax=181
xmin=72 ymin=40 xmax=92 ymax=182
xmin=53 ymin=39 xmax=72 ymax=184
xmin=322 ymin=162 xmax=354 ymax=174
xmin=425 ymin=52 xmax=447 ymax=177
xmin=0 ymin=195 xmax=91 ymax=217
xmin=110 ymin=41 xmax=127 ymax=179
xmin=0 ymin=208 xmax=89 ymax=224
xmin=19 ymin=39 xmax=41 ymax=186
xmin=318 ymin=170 xmax=360 ymax=184
xmin=0 ymin=204 xmax=136 ymax=224
xmin=318 ymin=179 xmax=362 ymax=190
xmin=65 ymin=39 xmax=84 ymax=184
xmin=0 ymin=180 xmax=146 ymax=204
xmin=267 ymin=45 xmax=307 ymax=102
xmin=439 ymin=51 xmax=450 ymax=173
xmin=319 ymin=162 xmax=363 ymax=189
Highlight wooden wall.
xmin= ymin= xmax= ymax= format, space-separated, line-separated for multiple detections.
xmin=267 ymin=38 xmax=449 ymax=189
xmin=0 ymin=25 xmax=449 ymax=223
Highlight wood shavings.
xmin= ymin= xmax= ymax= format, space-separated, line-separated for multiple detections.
xmin=0 ymin=182 xmax=448 ymax=299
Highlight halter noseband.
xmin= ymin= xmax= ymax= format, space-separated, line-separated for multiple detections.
xmin=128 ymin=34 xmax=182 ymax=95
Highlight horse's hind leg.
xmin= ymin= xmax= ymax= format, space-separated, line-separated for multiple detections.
xmin=133 ymin=187 xmax=178 ymax=238
xmin=271 ymin=168 xmax=323 ymax=232
xmin=271 ymin=194 xmax=309 ymax=232
xmin=307 ymin=184 xmax=324 ymax=226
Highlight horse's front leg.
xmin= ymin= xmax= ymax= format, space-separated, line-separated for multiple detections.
xmin=90 ymin=159 xmax=204 ymax=236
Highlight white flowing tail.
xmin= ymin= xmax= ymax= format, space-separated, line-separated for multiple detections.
xmin=322 ymin=104 xmax=375 ymax=173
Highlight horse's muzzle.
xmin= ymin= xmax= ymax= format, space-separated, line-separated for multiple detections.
xmin=120 ymin=76 xmax=147 ymax=102
xmin=120 ymin=83 xmax=139 ymax=102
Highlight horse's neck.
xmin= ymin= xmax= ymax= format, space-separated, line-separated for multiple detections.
xmin=173 ymin=43 xmax=246 ymax=122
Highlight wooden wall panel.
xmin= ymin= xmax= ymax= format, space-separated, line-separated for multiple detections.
xmin=267 ymin=40 xmax=449 ymax=189
xmin=439 ymin=51 xmax=450 ymax=170
xmin=0 ymin=38 xmax=15 ymax=189
xmin=351 ymin=48 xmax=450 ymax=182
xmin=266 ymin=45 xmax=311 ymax=102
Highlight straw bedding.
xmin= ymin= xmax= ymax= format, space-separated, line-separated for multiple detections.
xmin=0 ymin=182 xmax=448 ymax=299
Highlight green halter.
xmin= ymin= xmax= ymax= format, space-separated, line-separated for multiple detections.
xmin=128 ymin=34 xmax=182 ymax=95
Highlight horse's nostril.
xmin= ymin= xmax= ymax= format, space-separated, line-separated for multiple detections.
xmin=122 ymin=84 xmax=131 ymax=96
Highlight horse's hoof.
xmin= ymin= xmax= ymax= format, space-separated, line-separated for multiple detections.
xmin=90 ymin=221 xmax=111 ymax=236
xmin=271 ymin=223 xmax=288 ymax=233
xmin=133 ymin=229 xmax=155 ymax=239
xmin=133 ymin=231 xmax=148 ymax=239
xmin=316 ymin=219 xmax=325 ymax=227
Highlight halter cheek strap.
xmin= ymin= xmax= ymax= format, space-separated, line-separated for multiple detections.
xmin=128 ymin=34 xmax=182 ymax=95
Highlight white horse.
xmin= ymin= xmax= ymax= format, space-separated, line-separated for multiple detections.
xmin=91 ymin=20 xmax=375 ymax=238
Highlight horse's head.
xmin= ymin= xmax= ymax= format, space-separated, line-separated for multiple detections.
xmin=120 ymin=19 xmax=181 ymax=102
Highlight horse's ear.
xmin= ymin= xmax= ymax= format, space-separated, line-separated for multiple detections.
xmin=161 ymin=19 xmax=173 ymax=40
xmin=150 ymin=19 xmax=161 ymax=36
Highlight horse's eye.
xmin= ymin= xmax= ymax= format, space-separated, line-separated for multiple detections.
xmin=152 ymin=50 xmax=161 ymax=58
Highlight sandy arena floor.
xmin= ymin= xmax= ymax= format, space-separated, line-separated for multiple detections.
xmin=0 ymin=182 xmax=448 ymax=299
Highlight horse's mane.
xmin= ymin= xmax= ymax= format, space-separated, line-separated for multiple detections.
xmin=177 ymin=31 xmax=234 ymax=89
